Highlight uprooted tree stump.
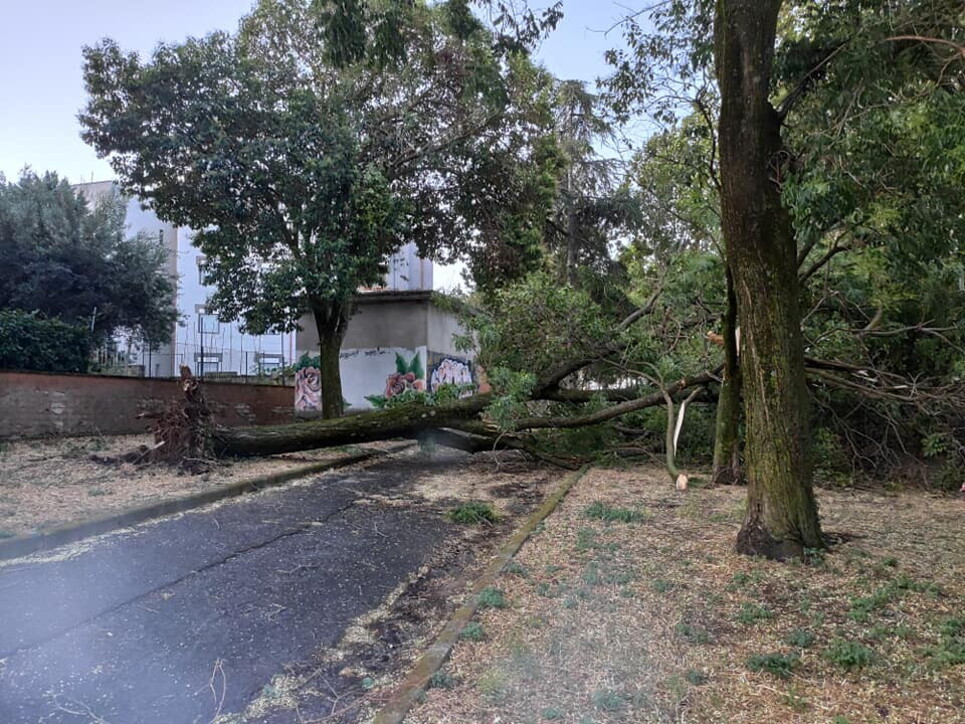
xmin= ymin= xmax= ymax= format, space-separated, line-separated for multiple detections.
xmin=140 ymin=365 xmax=212 ymax=471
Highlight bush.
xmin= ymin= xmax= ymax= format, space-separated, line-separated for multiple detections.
xmin=449 ymin=501 xmax=500 ymax=525
xmin=0 ymin=310 xmax=90 ymax=373
xmin=746 ymin=652 xmax=800 ymax=679
xmin=824 ymin=639 xmax=875 ymax=670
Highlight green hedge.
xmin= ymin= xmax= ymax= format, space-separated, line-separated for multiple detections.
xmin=0 ymin=310 xmax=91 ymax=373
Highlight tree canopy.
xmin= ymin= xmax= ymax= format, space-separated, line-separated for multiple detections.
xmin=80 ymin=0 xmax=558 ymax=418
xmin=0 ymin=170 xmax=177 ymax=347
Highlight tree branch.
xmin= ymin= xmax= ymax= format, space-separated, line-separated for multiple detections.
xmin=517 ymin=367 xmax=721 ymax=431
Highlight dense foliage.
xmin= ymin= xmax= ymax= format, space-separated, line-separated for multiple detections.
xmin=80 ymin=0 xmax=559 ymax=416
xmin=453 ymin=0 xmax=965 ymax=496
xmin=0 ymin=171 xmax=177 ymax=347
xmin=0 ymin=310 xmax=91 ymax=373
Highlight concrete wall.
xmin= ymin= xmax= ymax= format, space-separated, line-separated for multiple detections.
xmin=0 ymin=371 xmax=294 ymax=439
xmin=343 ymin=292 xmax=432 ymax=350
xmin=426 ymin=303 xmax=466 ymax=357
xmin=293 ymin=291 xmax=475 ymax=412
xmin=298 ymin=291 xmax=470 ymax=356
xmin=337 ymin=345 xmax=428 ymax=409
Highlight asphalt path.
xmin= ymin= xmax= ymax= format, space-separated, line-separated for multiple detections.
xmin=0 ymin=453 xmax=461 ymax=723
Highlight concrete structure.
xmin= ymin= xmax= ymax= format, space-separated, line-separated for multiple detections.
xmin=295 ymin=290 xmax=476 ymax=412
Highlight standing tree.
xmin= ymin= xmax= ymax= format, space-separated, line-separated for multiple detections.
xmin=605 ymin=0 xmax=821 ymax=554
xmin=80 ymin=0 xmax=551 ymax=418
xmin=714 ymin=0 xmax=821 ymax=557
xmin=0 ymin=170 xmax=177 ymax=348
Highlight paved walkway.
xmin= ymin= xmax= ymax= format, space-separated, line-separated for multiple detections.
xmin=0 ymin=453 xmax=461 ymax=723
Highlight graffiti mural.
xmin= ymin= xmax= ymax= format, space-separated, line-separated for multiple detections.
xmin=384 ymin=351 xmax=425 ymax=398
xmin=294 ymin=354 xmax=321 ymax=412
xmin=293 ymin=346 xmax=477 ymax=410
xmin=429 ymin=356 xmax=474 ymax=395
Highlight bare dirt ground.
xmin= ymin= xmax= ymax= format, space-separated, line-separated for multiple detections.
xmin=0 ymin=433 xmax=396 ymax=538
xmin=407 ymin=466 xmax=965 ymax=724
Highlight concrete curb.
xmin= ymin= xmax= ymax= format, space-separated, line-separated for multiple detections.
xmin=0 ymin=443 xmax=413 ymax=563
xmin=372 ymin=465 xmax=591 ymax=724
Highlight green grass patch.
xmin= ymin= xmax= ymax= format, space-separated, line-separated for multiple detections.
xmin=478 ymin=587 xmax=508 ymax=609
xmin=736 ymin=603 xmax=775 ymax=625
xmin=746 ymin=652 xmax=800 ymax=679
xmin=429 ymin=670 xmax=456 ymax=689
xmin=503 ymin=560 xmax=529 ymax=578
xmin=848 ymin=574 xmax=939 ymax=623
xmin=650 ymin=578 xmax=674 ymax=593
xmin=592 ymin=689 xmax=626 ymax=712
xmin=461 ymin=621 xmax=485 ymax=641
xmin=727 ymin=570 xmax=763 ymax=591
xmin=785 ymin=628 xmax=816 ymax=649
xmin=448 ymin=501 xmax=500 ymax=525
xmin=927 ymin=616 xmax=965 ymax=667
xmin=824 ymin=639 xmax=875 ymax=670
xmin=582 ymin=501 xmax=645 ymax=523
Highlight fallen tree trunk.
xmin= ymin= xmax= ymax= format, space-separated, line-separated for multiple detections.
xmin=211 ymin=394 xmax=491 ymax=457
xmin=210 ymin=368 xmax=723 ymax=462
xmin=203 ymin=354 xmax=950 ymax=468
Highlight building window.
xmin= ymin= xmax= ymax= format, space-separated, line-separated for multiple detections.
xmin=194 ymin=353 xmax=222 ymax=374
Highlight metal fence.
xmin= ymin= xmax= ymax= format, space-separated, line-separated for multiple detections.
xmin=90 ymin=347 xmax=294 ymax=384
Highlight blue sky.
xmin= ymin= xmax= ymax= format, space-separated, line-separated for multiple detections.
xmin=0 ymin=1 xmax=630 ymax=183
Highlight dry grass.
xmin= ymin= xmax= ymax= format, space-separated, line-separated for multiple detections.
xmin=407 ymin=466 xmax=965 ymax=724
xmin=0 ymin=434 xmax=391 ymax=537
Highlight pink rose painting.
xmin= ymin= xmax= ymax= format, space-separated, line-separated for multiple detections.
xmin=383 ymin=352 xmax=425 ymax=398
xmin=384 ymin=371 xmax=425 ymax=397
xmin=294 ymin=366 xmax=321 ymax=411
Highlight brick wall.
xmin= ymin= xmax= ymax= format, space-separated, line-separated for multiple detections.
xmin=0 ymin=371 xmax=294 ymax=439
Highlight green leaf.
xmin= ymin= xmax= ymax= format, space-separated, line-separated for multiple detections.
xmin=408 ymin=351 xmax=424 ymax=379
xmin=395 ymin=352 xmax=408 ymax=375
xmin=364 ymin=394 xmax=388 ymax=410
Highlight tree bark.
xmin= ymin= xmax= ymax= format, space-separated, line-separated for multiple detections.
xmin=311 ymin=299 xmax=350 ymax=420
xmin=213 ymin=395 xmax=492 ymax=457
xmin=712 ymin=267 xmax=743 ymax=485
xmin=715 ymin=0 xmax=822 ymax=558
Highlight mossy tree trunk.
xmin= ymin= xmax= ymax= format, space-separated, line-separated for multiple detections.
xmin=212 ymin=395 xmax=492 ymax=457
xmin=715 ymin=0 xmax=822 ymax=558
xmin=713 ymin=267 xmax=743 ymax=485
xmin=311 ymin=298 xmax=350 ymax=420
